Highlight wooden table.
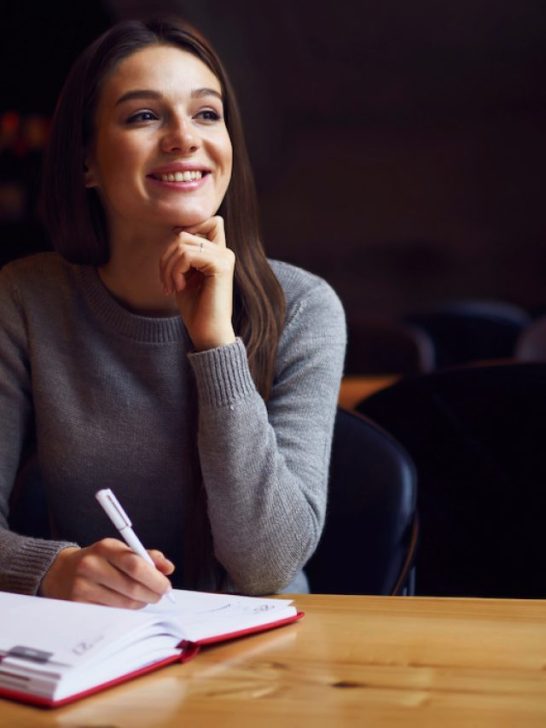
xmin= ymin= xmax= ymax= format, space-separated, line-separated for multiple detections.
xmin=338 ymin=375 xmax=398 ymax=410
xmin=2 ymin=594 xmax=546 ymax=727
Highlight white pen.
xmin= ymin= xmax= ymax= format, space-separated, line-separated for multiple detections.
xmin=95 ymin=488 xmax=175 ymax=604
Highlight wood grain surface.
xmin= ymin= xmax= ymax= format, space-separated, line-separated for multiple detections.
xmin=2 ymin=594 xmax=545 ymax=727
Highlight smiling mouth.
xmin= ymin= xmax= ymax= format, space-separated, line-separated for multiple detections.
xmin=150 ymin=170 xmax=207 ymax=182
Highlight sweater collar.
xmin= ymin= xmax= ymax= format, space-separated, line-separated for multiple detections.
xmin=78 ymin=265 xmax=188 ymax=344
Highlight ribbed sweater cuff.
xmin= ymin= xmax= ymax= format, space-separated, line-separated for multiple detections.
xmin=9 ymin=539 xmax=77 ymax=595
xmin=188 ymin=338 xmax=256 ymax=407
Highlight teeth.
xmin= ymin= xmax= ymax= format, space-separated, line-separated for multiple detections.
xmin=159 ymin=170 xmax=203 ymax=182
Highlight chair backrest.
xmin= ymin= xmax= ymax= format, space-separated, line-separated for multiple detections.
xmin=515 ymin=315 xmax=546 ymax=362
xmin=356 ymin=362 xmax=546 ymax=598
xmin=405 ymin=299 xmax=530 ymax=369
xmin=305 ymin=408 xmax=418 ymax=595
xmin=345 ymin=318 xmax=435 ymax=375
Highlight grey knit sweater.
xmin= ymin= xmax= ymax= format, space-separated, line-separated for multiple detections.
xmin=0 ymin=253 xmax=346 ymax=596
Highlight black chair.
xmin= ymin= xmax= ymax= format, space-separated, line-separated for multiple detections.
xmin=305 ymin=408 xmax=418 ymax=595
xmin=345 ymin=318 xmax=435 ymax=375
xmin=515 ymin=315 xmax=546 ymax=362
xmin=405 ymin=299 xmax=530 ymax=369
xmin=355 ymin=362 xmax=546 ymax=598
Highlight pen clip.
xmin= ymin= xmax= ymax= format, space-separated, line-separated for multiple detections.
xmin=95 ymin=488 xmax=132 ymax=530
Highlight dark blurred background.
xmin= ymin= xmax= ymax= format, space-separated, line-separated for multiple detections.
xmin=2 ymin=0 xmax=546 ymax=324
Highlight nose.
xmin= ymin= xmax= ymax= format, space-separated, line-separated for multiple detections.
xmin=160 ymin=115 xmax=200 ymax=154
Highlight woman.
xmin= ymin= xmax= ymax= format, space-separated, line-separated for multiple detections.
xmin=0 ymin=18 xmax=346 ymax=606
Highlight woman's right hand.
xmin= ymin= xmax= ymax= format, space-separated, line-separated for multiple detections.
xmin=39 ymin=538 xmax=175 ymax=608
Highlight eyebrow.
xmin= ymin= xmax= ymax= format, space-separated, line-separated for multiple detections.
xmin=115 ymin=87 xmax=223 ymax=106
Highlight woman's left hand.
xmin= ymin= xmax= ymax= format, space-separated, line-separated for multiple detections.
xmin=159 ymin=216 xmax=236 ymax=351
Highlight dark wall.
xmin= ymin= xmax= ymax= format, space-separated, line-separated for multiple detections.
xmin=2 ymin=1 xmax=546 ymax=323
xmin=180 ymin=0 xmax=546 ymax=320
xmin=0 ymin=1 xmax=114 ymax=262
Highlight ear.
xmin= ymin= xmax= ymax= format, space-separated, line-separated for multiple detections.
xmin=83 ymin=156 xmax=98 ymax=188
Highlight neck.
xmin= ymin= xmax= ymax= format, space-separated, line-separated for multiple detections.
xmin=98 ymin=230 xmax=178 ymax=316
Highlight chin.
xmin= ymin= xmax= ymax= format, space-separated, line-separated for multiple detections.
xmin=167 ymin=204 xmax=220 ymax=228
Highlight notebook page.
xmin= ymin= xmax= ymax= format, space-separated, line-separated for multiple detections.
xmin=145 ymin=589 xmax=297 ymax=642
xmin=0 ymin=592 xmax=161 ymax=669
xmin=0 ymin=593 xmax=185 ymax=700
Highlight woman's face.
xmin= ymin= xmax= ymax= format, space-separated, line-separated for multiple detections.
xmin=85 ymin=44 xmax=233 ymax=242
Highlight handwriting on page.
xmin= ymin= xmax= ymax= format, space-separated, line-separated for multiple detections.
xmin=252 ymin=604 xmax=277 ymax=613
xmin=201 ymin=602 xmax=277 ymax=614
xmin=144 ymin=589 xmax=293 ymax=623
xmin=72 ymin=634 xmax=105 ymax=656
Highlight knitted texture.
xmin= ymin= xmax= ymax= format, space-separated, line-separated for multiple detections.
xmin=0 ymin=253 xmax=346 ymax=595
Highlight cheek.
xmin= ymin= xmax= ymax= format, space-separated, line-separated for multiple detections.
xmin=94 ymin=134 xmax=141 ymax=181
xmin=214 ymin=130 xmax=232 ymax=171
xmin=225 ymin=140 xmax=233 ymax=173
xmin=220 ymin=143 xmax=233 ymax=190
xmin=90 ymin=146 xmax=137 ymax=212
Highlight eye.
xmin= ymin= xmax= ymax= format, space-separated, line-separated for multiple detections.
xmin=126 ymin=110 xmax=158 ymax=124
xmin=195 ymin=108 xmax=222 ymax=122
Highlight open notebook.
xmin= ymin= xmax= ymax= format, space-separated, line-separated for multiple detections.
xmin=0 ymin=589 xmax=301 ymax=707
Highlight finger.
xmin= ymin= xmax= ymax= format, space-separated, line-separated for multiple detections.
xmin=184 ymin=216 xmax=226 ymax=247
xmin=160 ymin=234 xmax=206 ymax=293
xmin=70 ymin=553 xmax=157 ymax=607
xmin=160 ymin=239 xmax=191 ymax=294
xmin=164 ymin=249 xmax=194 ymax=294
xmin=163 ymin=229 xmax=210 ymax=256
xmin=85 ymin=540 xmax=172 ymax=601
xmin=72 ymin=578 xmax=151 ymax=609
xmin=166 ymin=244 xmax=220 ymax=294
xmin=148 ymin=549 xmax=176 ymax=576
xmin=110 ymin=549 xmax=173 ymax=599
xmin=170 ymin=247 xmax=208 ymax=277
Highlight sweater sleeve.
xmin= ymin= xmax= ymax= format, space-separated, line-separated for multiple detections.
xmin=0 ymin=268 xmax=77 ymax=595
xmin=188 ymin=275 xmax=346 ymax=594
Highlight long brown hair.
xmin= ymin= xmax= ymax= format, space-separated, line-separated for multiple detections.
xmin=41 ymin=17 xmax=285 ymax=400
